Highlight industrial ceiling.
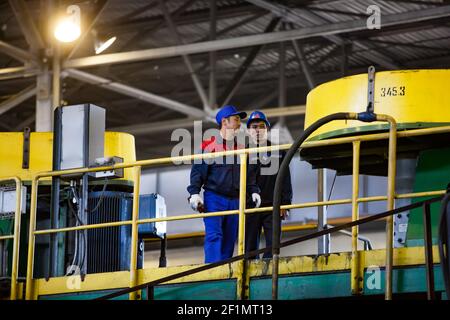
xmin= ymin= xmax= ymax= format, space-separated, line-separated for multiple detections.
xmin=1 ymin=0 xmax=450 ymax=159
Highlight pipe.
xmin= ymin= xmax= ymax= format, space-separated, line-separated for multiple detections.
xmin=10 ymin=177 xmax=22 ymax=300
xmin=129 ymin=166 xmax=141 ymax=300
xmin=327 ymin=224 xmax=373 ymax=250
xmin=351 ymin=141 xmax=361 ymax=294
xmin=237 ymin=154 xmax=247 ymax=256
xmin=438 ymin=192 xmax=450 ymax=298
xmin=25 ymin=178 xmax=39 ymax=300
xmin=271 ymin=112 xmax=358 ymax=300
xmin=376 ymin=114 xmax=397 ymax=300
xmin=236 ymin=153 xmax=247 ymax=300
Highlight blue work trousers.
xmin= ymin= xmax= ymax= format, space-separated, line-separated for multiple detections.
xmin=203 ymin=191 xmax=239 ymax=263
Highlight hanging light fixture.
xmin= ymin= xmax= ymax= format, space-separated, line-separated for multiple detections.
xmin=54 ymin=5 xmax=81 ymax=43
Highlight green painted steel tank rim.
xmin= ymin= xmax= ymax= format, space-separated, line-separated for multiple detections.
xmin=305 ymin=122 xmax=450 ymax=142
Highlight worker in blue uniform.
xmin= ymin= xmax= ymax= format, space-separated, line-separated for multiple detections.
xmin=187 ymin=105 xmax=261 ymax=263
xmin=245 ymin=111 xmax=293 ymax=259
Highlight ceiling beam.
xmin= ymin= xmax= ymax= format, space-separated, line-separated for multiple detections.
xmin=64 ymin=68 xmax=206 ymax=118
xmin=14 ymin=113 xmax=35 ymax=131
xmin=0 ymin=85 xmax=36 ymax=117
xmin=63 ymin=4 xmax=450 ymax=69
xmin=246 ymin=0 xmax=400 ymax=69
xmin=0 ymin=65 xmax=39 ymax=81
xmin=0 ymin=40 xmax=35 ymax=63
xmin=218 ymin=17 xmax=280 ymax=107
xmin=159 ymin=0 xmax=211 ymax=111
xmin=8 ymin=0 xmax=45 ymax=52
xmin=119 ymin=0 xmax=197 ymax=52
xmin=110 ymin=105 xmax=306 ymax=135
xmin=98 ymin=3 xmax=266 ymax=35
xmin=292 ymin=39 xmax=316 ymax=89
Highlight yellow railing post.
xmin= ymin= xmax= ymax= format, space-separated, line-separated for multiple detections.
xmin=129 ymin=166 xmax=141 ymax=300
xmin=25 ymin=177 xmax=39 ymax=300
xmin=376 ymin=115 xmax=397 ymax=300
xmin=236 ymin=153 xmax=247 ymax=300
xmin=351 ymin=141 xmax=362 ymax=295
xmin=10 ymin=177 xmax=22 ymax=300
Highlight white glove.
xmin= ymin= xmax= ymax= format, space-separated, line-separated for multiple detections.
xmin=252 ymin=193 xmax=261 ymax=208
xmin=189 ymin=194 xmax=203 ymax=211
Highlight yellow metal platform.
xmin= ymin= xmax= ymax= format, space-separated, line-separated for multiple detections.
xmin=26 ymin=246 xmax=443 ymax=300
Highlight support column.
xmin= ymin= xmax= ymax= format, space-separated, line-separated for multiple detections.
xmin=36 ymin=0 xmax=55 ymax=132
xmin=35 ymin=66 xmax=52 ymax=131
xmin=341 ymin=42 xmax=351 ymax=77
xmin=209 ymin=0 xmax=217 ymax=109
xmin=278 ymin=29 xmax=286 ymax=126
xmin=52 ymin=42 xmax=61 ymax=110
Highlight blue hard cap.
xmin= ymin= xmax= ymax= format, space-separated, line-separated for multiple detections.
xmin=246 ymin=110 xmax=270 ymax=128
xmin=215 ymin=105 xmax=247 ymax=125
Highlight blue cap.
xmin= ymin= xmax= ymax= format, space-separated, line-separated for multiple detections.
xmin=215 ymin=105 xmax=247 ymax=125
xmin=246 ymin=111 xmax=270 ymax=128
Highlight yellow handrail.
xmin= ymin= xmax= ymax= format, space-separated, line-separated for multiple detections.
xmin=22 ymin=123 xmax=450 ymax=300
xmin=351 ymin=141 xmax=361 ymax=294
xmin=30 ymin=190 xmax=445 ymax=236
xmin=0 ymin=177 xmax=23 ymax=300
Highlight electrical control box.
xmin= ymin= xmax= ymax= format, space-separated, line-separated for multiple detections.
xmin=0 ymin=185 xmax=27 ymax=219
xmin=88 ymin=156 xmax=124 ymax=179
xmin=53 ymin=104 xmax=105 ymax=174
xmin=139 ymin=194 xmax=167 ymax=238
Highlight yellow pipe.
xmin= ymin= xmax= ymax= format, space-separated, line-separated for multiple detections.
xmin=33 ymin=220 xmax=133 ymax=235
xmin=238 ymin=154 xmax=247 ymax=256
xmin=129 ymin=166 xmax=141 ymax=300
xmin=301 ymin=126 xmax=450 ymax=149
xmin=358 ymin=195 xmax=387 ymax=203
xmin=246 ymin=198 xmax=353 ymax=213
xmin=236 ymin=154 xmax=247 ymax=300
xmin=33 ymin=199 xmax=353 ymax=236
xmin=357 ymin=190 xmax=446 ymax=203
xmin=396 ymin=190 xmax=445 ymax=199
xmin=25 ymin=178 xmax=38 ymax=300
xmin=30 ymin=145 xmax=291 ymax=180
xmin=10 ymin=177 xmax=22 ymax=300
xmin=0 ymin=177 xmax=23 ymax=300
xmin=351 ymin=141 xmax=361 ymax=295
xmin=376 ymin=114 xmax=397 ymax=301
xmin=145 ymin=223 xmax=322 ymax=241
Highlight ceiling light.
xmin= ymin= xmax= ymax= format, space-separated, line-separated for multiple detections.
xmin=54 ymin=5 xmax=81 ymax=43
xmin=92 ymin=29 xmax=117 ymax=54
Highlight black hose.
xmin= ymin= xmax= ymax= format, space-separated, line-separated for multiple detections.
xmin=271 ymin=112 xmax=355 ymax=300
xmin=438 ymin=193 xmax=450 ymax=298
